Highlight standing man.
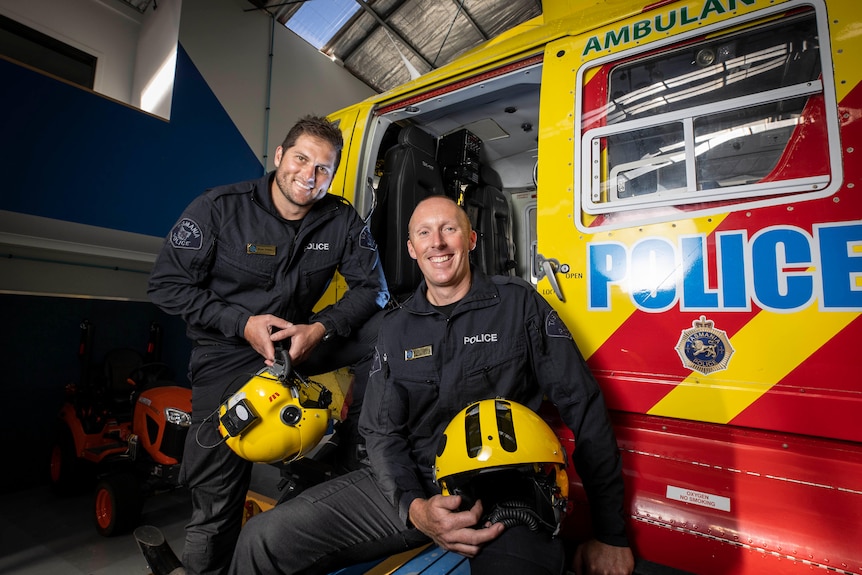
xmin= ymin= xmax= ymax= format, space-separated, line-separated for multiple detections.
xmin=228 ymin=195 xmax=634 ymax=575
xmin=148 ymin=115 xmax=389 ymax=575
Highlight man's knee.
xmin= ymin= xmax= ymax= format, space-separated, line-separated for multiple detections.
xmin=233 ymin=510 xmax=279 ymax=566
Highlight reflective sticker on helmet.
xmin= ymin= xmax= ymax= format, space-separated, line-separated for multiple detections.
xmin=170 ymin=218 xmax=203 ymax=250
xmin=545 ymin=310 xmax=572 ymax=339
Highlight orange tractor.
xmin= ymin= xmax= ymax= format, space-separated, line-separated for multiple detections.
xmin=49 ymin=320 xmax=192 ymax=536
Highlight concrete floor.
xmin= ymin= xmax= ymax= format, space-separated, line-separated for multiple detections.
xmin=0 ymin=484 xmax=187 ymax=574
xmin=0 ymin=465 xmax=282 ymax=575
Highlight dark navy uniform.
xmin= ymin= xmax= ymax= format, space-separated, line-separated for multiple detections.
xmin=149 ymin=172 xmax=388 ymax=575
xmin=227 ymin=269 xmax=626 ymax=575
xmin=149 ymin=173 xmax=388 ymax=349
xmin=363 ymin=269 xmax=627 ymax=548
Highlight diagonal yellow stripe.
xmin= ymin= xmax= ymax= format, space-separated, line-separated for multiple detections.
xmin=648 ymin=307 xmax=859 ymax=423
xmin=830 ymin=1 xmax=862 ymax=103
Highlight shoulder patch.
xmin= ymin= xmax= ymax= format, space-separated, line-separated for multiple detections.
xmin=545 ymin=310 xmax=572 ymax=339
xmin=359 ymin=226 xmax=378 ymax=251
xmin=170 ymin=218 xmax=203 ymax=250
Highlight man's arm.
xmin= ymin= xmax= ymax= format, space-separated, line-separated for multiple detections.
xmin=311 ymin=209 xmax=389 ymax=339
xmin=359 ymin=345 xmax=426 ymax=522
xmin=529 ymin=303 xmax=628 ymax=542
xmin=573 ymin=540 xmax=635 ymax=575
xmin=148 ymin=195 xmax=250 ymax=341
xmin=525 ymin=293 xmax=633 ymax=575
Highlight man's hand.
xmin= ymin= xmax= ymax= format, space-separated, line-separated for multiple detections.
xmin=572 ymin=539 xmax=635 ymax=575
xmin=408 ymin=495 xmax=504 ymax=558
xmin=270 ymin=321 xmax=326 ymax=366
xmin=244 ymin=314 xmax=290 ymax=364
xmin=243 ymin=316 xmax=325 ymax=366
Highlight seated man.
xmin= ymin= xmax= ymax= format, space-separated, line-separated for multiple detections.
xmin=228 ymin=195 xmax=635 ymax=575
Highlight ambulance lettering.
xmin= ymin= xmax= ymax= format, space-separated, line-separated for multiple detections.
xmin=587 ymin=222 xmax=862 ymax=312
xmin=582 ymin=0 xmax=757 ymax=56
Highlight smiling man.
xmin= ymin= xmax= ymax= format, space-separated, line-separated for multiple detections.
xmin=147 ymin=115 xmax=389 ymax=575
xmin=404 ymin=196 xmax=477 ymax=303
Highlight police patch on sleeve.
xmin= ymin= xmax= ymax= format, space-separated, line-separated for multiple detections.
xmin=359 ymin=226 xmax=377 ymax=251
xmin=545 ymin=310 xmax=572 ymax=339
xmin=170 ymin=218 xmax=203 ymax=250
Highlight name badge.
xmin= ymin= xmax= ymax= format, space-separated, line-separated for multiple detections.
xmin=247 ymin=243 xmax=276 ymax=256
xmin=405 ymin=345 xmax=432 ymax=361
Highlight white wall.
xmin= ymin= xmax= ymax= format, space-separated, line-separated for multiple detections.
xmin=179 ymin=0 xmax=375 ymax=171
xmin=132 ymin=0 xmax=182 ymax=118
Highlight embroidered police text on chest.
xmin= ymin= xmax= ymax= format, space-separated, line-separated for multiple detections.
xmin=464 ymin=333 xmax=498 ymax=345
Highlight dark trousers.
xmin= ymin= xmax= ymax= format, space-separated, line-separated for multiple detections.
xmin=179 ymin=315 xmax=383 ymax=575
xmin=228 ymin=467 xmax=566 ymax=575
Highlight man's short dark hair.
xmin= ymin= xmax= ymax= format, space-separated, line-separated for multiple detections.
xmin=280 ymin=115 xmax=344 ymax=173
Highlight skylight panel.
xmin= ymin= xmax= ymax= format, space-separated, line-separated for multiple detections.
xmin=286 ymin=0 xmax=359 ymax=50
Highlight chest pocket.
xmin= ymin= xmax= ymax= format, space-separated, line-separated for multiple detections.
xmin=300 ymin=257 xmax=340 ymax=293
xmin=214 ymin=240 xmax=277 ymax=292
xmin=459 ymin=330 xmax=529 ymax=404
xmin=384 ymin=353 xmax=440 ymax=438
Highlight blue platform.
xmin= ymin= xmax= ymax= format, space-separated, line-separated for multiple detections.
xmin=329 ymin=544 xmax=469 ymax=575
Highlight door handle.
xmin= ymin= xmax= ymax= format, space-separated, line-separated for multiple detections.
xmin=537 ymin=254 xmax=565 ymax=302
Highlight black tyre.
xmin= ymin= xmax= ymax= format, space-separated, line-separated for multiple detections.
xmin=93 ymin=472 xmax=143 ymax=536
xmin=49 ymin=424 xmax=93 ymax=495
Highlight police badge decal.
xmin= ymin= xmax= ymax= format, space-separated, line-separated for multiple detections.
xmin=675 ymin=315 xmax=734 ymax=375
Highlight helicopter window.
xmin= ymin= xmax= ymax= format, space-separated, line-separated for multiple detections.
xmin=576 ymin=4 xmax=840 ymax=224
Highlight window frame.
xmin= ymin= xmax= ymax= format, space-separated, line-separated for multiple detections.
xmin=0 ymin=14 xmax=97 ymax=90
xmin=573 ymin=0 xmax=841 ymax=230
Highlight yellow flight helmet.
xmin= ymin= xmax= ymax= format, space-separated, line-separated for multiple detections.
xmin=217 ymin=354 xmax=332 ymax=464
xmin=434 ymin=398 xmax=569 ymax=535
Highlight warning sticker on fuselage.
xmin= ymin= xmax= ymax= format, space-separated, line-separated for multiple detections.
xmin=666 ymin=485 xmax=731 ymax=512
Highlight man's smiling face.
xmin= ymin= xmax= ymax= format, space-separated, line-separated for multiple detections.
xmin=271 ymin=133 xmax=337 ymax=219
xmin=407 ymin=196 xmax=477 ymax=304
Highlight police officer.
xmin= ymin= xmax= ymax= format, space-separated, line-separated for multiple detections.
xmin=147 ymin=115 xmax=389 ymax=575
xmin=227 ymin=195 xmax=633 ymax=575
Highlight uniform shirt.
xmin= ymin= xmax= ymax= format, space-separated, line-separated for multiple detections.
xmin=360 ymin=269 xmax=628 ymax=547
xmin=148 ymin=172 xmax=389 ymax=346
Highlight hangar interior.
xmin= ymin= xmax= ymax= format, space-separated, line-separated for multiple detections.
xmin=0 ymin=0 xmax=540 ymax=572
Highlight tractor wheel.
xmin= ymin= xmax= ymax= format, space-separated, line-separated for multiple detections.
xmin=49 ymin=424 xmax=93 ymax=495
xmin=94 ymin=472 xmax=143 ymax=537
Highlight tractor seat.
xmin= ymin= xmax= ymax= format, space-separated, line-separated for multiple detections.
xmin=101 ymin=347 xmax=143 ymax=420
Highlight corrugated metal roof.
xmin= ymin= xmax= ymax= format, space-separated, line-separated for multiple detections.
xmin=247 ymin=0 xmax=542 ymax=93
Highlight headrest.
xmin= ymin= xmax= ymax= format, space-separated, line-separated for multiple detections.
xmin=397 ymin=126 xmax=437 ymax=157
xmin=480 ymin=164 xmax=502 ymax=189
